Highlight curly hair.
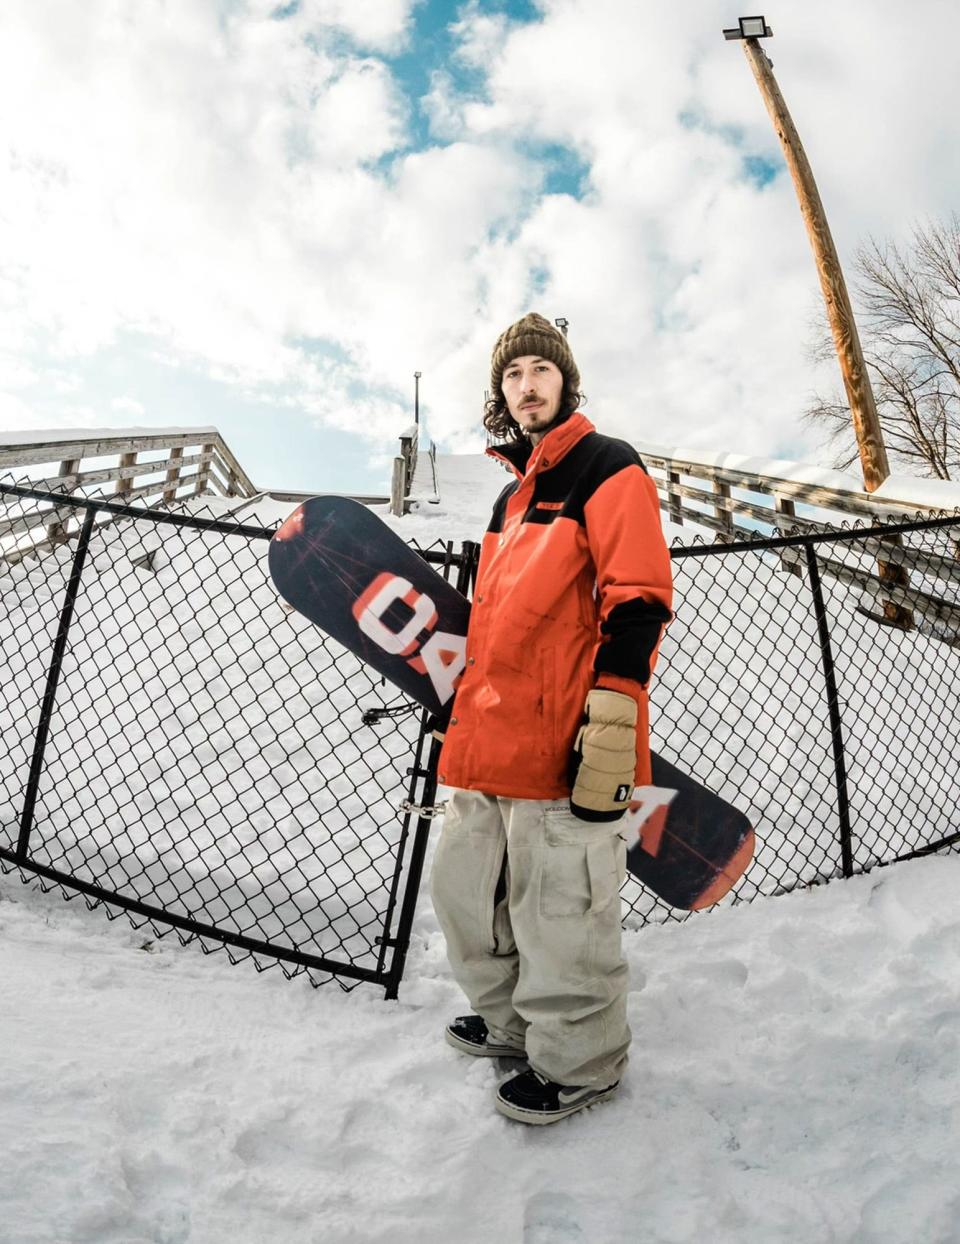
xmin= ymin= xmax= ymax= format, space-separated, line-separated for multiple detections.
xmin=482 ymin=381 xmax=586 ymax=444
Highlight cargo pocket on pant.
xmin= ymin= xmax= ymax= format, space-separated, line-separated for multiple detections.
xmin=539 ymin=834 xmax=621 ymax=918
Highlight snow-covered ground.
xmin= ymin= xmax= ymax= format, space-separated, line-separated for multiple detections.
xmin=2 ymin=448 xmax=959 ymax=1243
xmin=3 ymin=850 xmax=959 ymax=1243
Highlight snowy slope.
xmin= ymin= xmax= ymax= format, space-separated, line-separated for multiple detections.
xmin=2 ymin=851 xmax=959 ymax=1243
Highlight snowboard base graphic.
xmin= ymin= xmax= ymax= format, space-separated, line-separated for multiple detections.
xmin=269 ymin=496 xmax=754 ymax=910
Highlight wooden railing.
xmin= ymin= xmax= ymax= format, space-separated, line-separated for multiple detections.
xmin=639 ymin=445 xmax=960 ymax=639
xmin=0 ymin=427 xmax=257 ymax=561
xmin=0 ymin=427 xmax=256 ymax=503
xmin=390 ymin=424 xmax=419 ymax=516
xmin=637 ymin=447 xmax=957 ymax=536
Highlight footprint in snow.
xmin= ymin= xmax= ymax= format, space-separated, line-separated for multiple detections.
xmin=523 ymin=1190 xmax=584 ymax=1243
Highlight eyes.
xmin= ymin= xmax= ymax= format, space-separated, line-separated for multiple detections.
xmin=505 ymin=364 xmax=550 ymax=380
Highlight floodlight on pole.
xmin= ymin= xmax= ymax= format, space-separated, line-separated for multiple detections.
xmin=554 ymin=317 xmax=569 ymax=338
xmin=414 ymin=371 xmax=421 ymax=427
xmin=723 ymin=15 xmax=773 ymax=39
xmin=722 ymin=15 xmax=889 ymax=493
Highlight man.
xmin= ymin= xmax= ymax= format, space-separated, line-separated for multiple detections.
xmin=430 ymin=312 xmax=673 ymax=1125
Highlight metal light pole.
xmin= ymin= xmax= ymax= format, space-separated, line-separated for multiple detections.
xmin=414 ymin=371 xmax=421 ymax=428
xmin=723 ymin=16 xmax=890 ymax=492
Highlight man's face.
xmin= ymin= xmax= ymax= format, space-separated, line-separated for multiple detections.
xmin=501 ymin=355 xmax=564 ymax=438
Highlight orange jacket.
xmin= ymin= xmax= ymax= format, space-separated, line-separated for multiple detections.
xmin=438 ymin=412 xmax=673 ymax=800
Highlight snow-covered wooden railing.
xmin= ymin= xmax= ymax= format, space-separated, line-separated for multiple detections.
xmin=0 ymin=427 xmax=257 ymax=561
xmin=0 ymin=427 xmax=256 ymax=506
xmin=390 ymin=424 xmax=419 ymax=516
xmin=637 ymin=443 xmax=960 ymax=640
xmin=636 ymin=444 xmax=960 ymax=537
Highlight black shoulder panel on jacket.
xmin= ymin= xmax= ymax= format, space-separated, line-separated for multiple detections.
xmin=488 ymin=480 xmax=520 ymax=534
xmin=526 ymin=432 xmax=648 ymax=527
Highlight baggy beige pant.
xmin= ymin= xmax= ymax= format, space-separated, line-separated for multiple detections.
xmin=430 ymin=788 xmax=630 ymax=1087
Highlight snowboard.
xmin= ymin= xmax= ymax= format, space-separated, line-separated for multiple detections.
xmin=269 ymin=495 xmax=755 ymax=910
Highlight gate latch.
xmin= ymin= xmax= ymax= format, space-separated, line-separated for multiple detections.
xmin=401 ymin=799 xmax=448 ymax=819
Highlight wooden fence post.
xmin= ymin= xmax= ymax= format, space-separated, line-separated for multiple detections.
xmin=668 ymin=470 xmax=683 ymax=527
xmin=163 ymin=446 xmax=183 ymax=505
xmin=45 ymin=458 xmax=79 ymax=545
xmin=390 ymin=458 xmax=405 ymax=516
xmin=775 ymin=494 xmax=803 ymax=578
xmin=117 ymin=452 xmax=137 ymax=499
xmin=713 ymin=480 xmax=733 ymax=539
xmin=196 ymin=443 xmax=215 ymax=496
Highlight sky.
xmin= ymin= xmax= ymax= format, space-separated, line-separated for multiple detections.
xmin=1 ymin=0 xmax=959 ymax=497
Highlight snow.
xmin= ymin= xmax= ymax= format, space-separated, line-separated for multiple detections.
xmin=634 ymin=440 xmax=868 ymax=496
xmin=3 ymin=852 xmax=959 ymax=1242
xmin=872 ymin=474 xmax=960 ymax=512
xmin=635 ymin=440 xmax=960 ymax=517
xmin=2 ymin=446 xmax=959 ymax=1242
xmin=0 ymin=426 xmax=219 ymax=450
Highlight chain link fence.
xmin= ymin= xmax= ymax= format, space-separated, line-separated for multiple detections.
xmin=623 ymin=511 xmax=960 ymax=926
xmin=2 ymin=479 xmax=958 ymax=991
xmin=0 ymin=481 xmax=461 ymax=995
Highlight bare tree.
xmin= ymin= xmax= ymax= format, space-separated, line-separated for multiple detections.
xmin=805 ymin=214 xmax=960 ymax=480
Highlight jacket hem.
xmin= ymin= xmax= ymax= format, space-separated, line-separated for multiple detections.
xmin=437 ymin=775 xmax=571 ymax=802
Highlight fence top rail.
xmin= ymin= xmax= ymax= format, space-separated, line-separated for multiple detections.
xmin=0 ymin=484 xmax=480 ymax=566
xmin=0 ymin=427 xmax=223 ymax=467
xmin=0 ymin=481 xmax=276 ymax=542
xmin=670 ymin=511 xmax=960 ymax=560
xmin=5 ymin=480 xmax=957 ymax=560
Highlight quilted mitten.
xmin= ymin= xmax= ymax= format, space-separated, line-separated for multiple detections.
xmin=569 ymin=688 xmax=637 ymax=821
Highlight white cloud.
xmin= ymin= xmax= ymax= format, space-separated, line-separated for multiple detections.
xmin=419 ymin=0 xmax=960 ymax=464
xmin=298 ymin=0 xmax=420 ymax=54
xmin=1 ymin=0 xmax=959 ymax=477
xmin=111 ymin=396 xmax=147 ymax=417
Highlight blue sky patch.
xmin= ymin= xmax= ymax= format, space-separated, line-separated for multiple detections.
xmin=742 ymin=153 xmax=781 ymax=188
xmin=530 ymin=141 xmax=590 ymax=198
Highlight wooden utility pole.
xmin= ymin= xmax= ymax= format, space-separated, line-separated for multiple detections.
xmin=738 ymin=36 xmax=889 ymax=493
xmin=727 ymin=19 xmax=911 ymax=627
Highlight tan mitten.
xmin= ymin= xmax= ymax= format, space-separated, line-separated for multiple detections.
xmin=569 ymin=689 xmax=637 ymax=821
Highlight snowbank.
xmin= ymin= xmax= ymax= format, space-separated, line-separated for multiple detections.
xmin=872 ymin=474 xmax=960 ymax=512
xmin=2 ymin=851 xmax=958 ymax=1242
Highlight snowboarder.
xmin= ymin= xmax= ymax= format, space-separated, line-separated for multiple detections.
xmin=430 ymin=312 xmax=674 ymax=1124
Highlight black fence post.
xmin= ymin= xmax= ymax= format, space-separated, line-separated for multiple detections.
xmin=16 ymin=506 xmax=97 ymax=862
xmin=382 ymin=541 xmax=477 ymax=1000
xmin=803 ymin=541 xmax=855 ymax=878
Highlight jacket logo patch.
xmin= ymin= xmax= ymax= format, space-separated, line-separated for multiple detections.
xmin=535 ymin=501 xmax=563 ymax=511
xmin=615 ymin=784 xmax=631 ymax=802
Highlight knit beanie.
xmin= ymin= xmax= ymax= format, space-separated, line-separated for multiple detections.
xmin=490 ymin=312 xmax=580 ymax=398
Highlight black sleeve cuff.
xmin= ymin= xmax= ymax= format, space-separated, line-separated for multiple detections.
xmin=593 ymin=599 xmax=672 ymax=684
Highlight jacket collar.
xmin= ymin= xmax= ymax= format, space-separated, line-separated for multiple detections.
xmin=486 ymin=411 xmax=595 ymax=481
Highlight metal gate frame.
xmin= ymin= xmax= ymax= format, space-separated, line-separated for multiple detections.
xmin=0 ymin=482 xmax=474 ymax=997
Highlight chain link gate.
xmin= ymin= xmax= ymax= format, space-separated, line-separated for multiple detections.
xmin=0 ymin=482 xmax=472 ymax=996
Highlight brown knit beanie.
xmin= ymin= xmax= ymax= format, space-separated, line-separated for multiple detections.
xmin=490 ymin=312 xmax=580 ymax=398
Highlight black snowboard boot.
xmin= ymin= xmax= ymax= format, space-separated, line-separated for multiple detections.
xmin=445 ymin=1015 xmax=526 ymax=1059
xmin=495 ymin=1068 xmax=619 ymax=1125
